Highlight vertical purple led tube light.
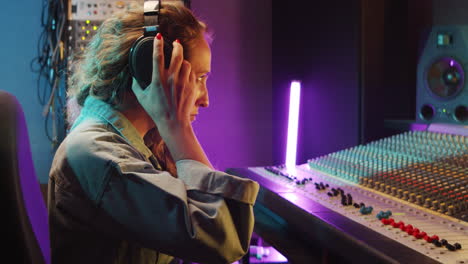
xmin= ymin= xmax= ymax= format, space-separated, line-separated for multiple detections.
xmin=286 ymin=80 xmax=301 ymax=170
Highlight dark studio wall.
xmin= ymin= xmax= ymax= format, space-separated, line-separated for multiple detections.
xmin=360 ymin=0 xmax=433 ymax=142
xmin=191 ymin=0 xmax=273 ymax=170
xmin=272 ymin=0 xmax=361 ymax=165
xmin=433 ymin=0 xmax=468 ymax=25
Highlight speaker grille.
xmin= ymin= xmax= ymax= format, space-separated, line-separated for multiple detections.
xmin=425 ymin=57 xmax=464 ymax=99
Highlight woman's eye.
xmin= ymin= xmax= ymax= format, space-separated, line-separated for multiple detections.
xmin=197 ymin=73 xmax=210 ymax=82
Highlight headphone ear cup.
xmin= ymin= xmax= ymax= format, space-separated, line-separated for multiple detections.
xmin=129 ymin=35 xmax=173 ymax=89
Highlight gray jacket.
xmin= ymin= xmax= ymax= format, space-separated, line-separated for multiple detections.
xmin=48 ymin=96 xmax=259 ymax=264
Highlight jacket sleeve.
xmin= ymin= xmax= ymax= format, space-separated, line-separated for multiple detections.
xmin=66 ymin=129 xmax=259 ymax=264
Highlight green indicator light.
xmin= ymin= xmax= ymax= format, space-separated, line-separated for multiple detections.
xmin=443 ymin=109 xmax=447 ymax=113
xmin=93 ymin=26 xmax=98 ymax=30
xmin=86 ymin=20 xmax=90 ymax=24
xmin=86 ymin=30 xmax=90 ymax=34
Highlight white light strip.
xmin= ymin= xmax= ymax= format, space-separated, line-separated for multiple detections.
xmin=286 ymin=80 xmax=301 ymax=169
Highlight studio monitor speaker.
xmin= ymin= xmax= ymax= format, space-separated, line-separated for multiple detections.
xmin=416 ymin=25 xmax=468 ymax=124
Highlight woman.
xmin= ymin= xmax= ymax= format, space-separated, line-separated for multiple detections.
xmin=48 ymin=2 xmax=259 ymax=264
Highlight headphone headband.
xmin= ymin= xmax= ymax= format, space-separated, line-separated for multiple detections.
xmin=129 ymin=0 xmax=173 ymax=89
xmin=144 ymin=1 xmax=161 ymax=35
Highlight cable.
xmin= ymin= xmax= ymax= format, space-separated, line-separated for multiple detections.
xmin=32 ymin=0 xmax=68 ymax=149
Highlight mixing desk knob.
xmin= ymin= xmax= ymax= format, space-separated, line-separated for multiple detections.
xmin=397 ymin=189 xmax=403 ymax=198
xmin=374 ymin=181 xmax=381 ymax=189
xmin=384 ymin=185 xmax=391 ymax=194
xmin=358 ymin=176 xmax=365 ymax=185
xmin=403 ymin=191 xmax=410 ymax=200
xmin=431 ymin=200 xmax=439 ymax=210
xmin=424 ymin=198 xmax=432 ymax=208
xmin=447 ymin=205 xmax=456 ymax=215
xmin=416 ymin=195 xmax=424 ymax=205
xmin=368 ymin=179 xmax=374 ymax=188
xmin=439 ymin=202 xmax=447 ymax=213
xmin=380 ymin=183 xmax=386 ymax=192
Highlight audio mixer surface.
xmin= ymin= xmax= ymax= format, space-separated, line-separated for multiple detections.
xmin=228 ymin=126 xmax=467 ymax=264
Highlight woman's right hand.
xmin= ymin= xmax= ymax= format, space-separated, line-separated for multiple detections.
xmin=132 ymin=33 xmax=196 ymax=130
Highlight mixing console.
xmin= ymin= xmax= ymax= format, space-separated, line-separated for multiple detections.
xmin=228 ymin=126 xmax=467 ymax=264
xmin=307 ymin=130 xmax=467 ymax=220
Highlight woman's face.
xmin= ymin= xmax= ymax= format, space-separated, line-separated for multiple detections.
xmin=187 ymin=35 xmax=211 ymax=122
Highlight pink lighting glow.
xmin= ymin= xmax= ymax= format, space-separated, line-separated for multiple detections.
xmin=286 ymin=80 xmax=301 ymax=170
xmin=450 ymin=60 xmax=454 ymax=67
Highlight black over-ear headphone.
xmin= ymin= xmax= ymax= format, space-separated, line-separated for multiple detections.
xmin=129 ymin=0 xmax=174 ymax=89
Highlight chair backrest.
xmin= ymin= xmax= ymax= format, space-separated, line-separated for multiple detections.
xmin=0 ymin=91 xmax=50 ymax=264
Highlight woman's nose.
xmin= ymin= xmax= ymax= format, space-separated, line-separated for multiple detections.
xmin=196 ymin=85 xmax=209 ymax=108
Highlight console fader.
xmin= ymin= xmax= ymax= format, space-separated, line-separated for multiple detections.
xmin=228 ymin=125 xmax=467 ymax=264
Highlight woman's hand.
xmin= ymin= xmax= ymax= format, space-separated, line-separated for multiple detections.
xmin=132 ymin=33 xmax=196 ymax=129
xmin=131 ymin=33 xmax=213 ymax=169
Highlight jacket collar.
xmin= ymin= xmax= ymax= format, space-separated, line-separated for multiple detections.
xmin=72 ymin=96 xmax=154 ymax=160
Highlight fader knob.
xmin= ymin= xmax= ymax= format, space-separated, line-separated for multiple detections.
xmin=447 ymin=205 xmax=456 ymax=215
xmin=361 ymin=178 xmax=368 ymax=186
xmin=403 ymin=191 xmax=410 ymax=200
xmin=380 ymin=183 xmax=386 ymax=192
xmin=397 ymin=189 xmax=403 ymax=198
xmin=439 ymin=203 xmax=447 ymax=213
xmin=416 ymin=195 xmax=424 ymax=205
xmin=424 ymin=198 xmax=431 ymax=208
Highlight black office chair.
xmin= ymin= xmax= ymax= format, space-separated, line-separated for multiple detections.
xmin=0 ymin=91 xmax=50 ymax=264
